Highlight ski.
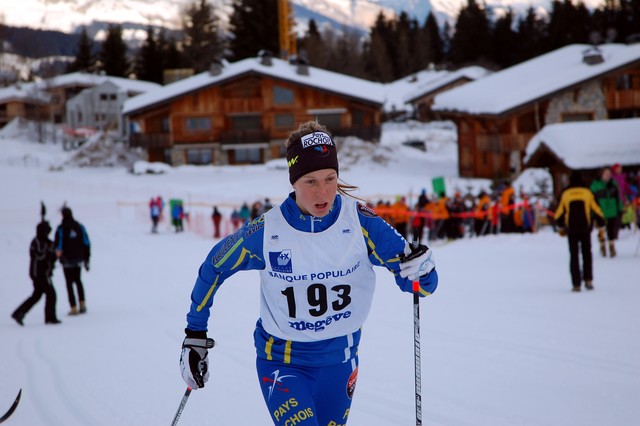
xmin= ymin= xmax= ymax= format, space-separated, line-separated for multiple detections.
xmin=0 ymin=389 xmax=22 ymax=423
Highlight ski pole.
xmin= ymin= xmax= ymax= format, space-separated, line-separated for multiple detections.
xmin=409 ymin=239 xmax=423 ymax=426
xmin=413 ymin=276 xmax=422 ymax=426
xmin=170 ymin=387 xmax=192 ymax=426
xmin=0 ymin=388 xmax=22 ymax=424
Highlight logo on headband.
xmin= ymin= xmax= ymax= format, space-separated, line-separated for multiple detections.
xmin=300 ymin=132 xmax=335 ymax=149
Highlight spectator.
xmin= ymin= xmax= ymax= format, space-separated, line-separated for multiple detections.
xmin=54 ymin=207 xmax=91 ymax=315
xmin=591 ymin=167 xmax=624 ymax=257
xmin=555 ymin=171 xmax=605 ymax=292
xmin=212 ymin=206 xmax=222 ymax=239
xmin=150 ymin=197 xmax=160 ymax=233
xmin=12 ymin=220 xmax=61 ymax=325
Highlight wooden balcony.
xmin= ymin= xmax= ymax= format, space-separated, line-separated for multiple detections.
xmin=129 ymin=133 xmax=171 ymax=149
xmin=331 ymin=125 xmax=381 ymax=141
xmin=605 ymin=89 xmax=640 ymax=110
xmin=218 ymin=129 xmax=270 ymax=144
xmin=222 ymin=98 xmax=264 ymax=112
xmin=477 ymin=133 xmax=534 ymax=152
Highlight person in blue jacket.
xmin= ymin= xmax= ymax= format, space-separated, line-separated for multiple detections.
xmin=179 ymin=121 xmax=438 ymax=426
xmin=54 ymin=206 xmax=91 ymax=315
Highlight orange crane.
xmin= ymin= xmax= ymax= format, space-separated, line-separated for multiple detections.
xmin=278 ymin=0 xmax=297 ymax=59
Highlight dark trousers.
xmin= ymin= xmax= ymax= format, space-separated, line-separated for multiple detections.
xmin=604 ymin=216 xmax=620 ymax=241
xmin=63 ymin=266 xmax=85 ymax=308
xmin=568 ymin=233 xmax=593 ymax=288
xmin=13 ymin=276 xmax=58 ymax=321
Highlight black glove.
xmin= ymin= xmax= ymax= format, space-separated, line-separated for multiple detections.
xmin=84 ymin=260 xmax=90 ymax=271
xmin=179 ymin=329 xmax=215 ymax=389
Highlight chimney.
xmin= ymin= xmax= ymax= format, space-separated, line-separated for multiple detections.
xmin=209 ymin=60 xmax=223 ymax=76
xmin=582 ymin=46 xmax=604 ymax=65
xmin=289 ymin=55 xmax=309 ymax=76
xmin=258 ymin=50 xmax=273 ymax=66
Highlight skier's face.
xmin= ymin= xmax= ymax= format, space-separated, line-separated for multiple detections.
xmin=293 ymin=168 xmax=338 ymax=217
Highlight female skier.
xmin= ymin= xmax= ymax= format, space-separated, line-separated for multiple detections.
xmin=179 ymin=121 xmax=438 ymax=425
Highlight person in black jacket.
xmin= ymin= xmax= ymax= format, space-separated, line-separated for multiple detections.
xmin=54 ymin=207 xmax=91 ymax=315
xmin=554 ymin=171 xmax=605 ymax=292
xmin=12 ymin=220 xmax=61 ymax=325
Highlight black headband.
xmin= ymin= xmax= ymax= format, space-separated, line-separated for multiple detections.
xmin=286 ymin=131 xmax=339 ymax=184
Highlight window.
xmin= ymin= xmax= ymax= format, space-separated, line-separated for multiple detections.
xmin=314 ymin=113 xmax=342 ymax=129
xmin=186 ymin=148 xmax=212 ymax=165
xmin=235 ymin=148 xmax=262 ymax=164
xmin=561 ymin=112 xmax=593 ymax=122
xmin=274 ymin=113 xmax=295 ymax=129
xmin=230 ymin=115 xmax=261 ymax=130
xmin=185 ymin=117 xmax=212 ymax=132
xmin=273 ymin=86 xmax=294 ymax=104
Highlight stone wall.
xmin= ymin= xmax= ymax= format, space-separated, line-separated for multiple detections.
xmin=544 ymin=80 xmax=608 ymax=124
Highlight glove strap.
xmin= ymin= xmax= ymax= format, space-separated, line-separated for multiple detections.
xmin=183 ymin=337 xmax=215 ymax=349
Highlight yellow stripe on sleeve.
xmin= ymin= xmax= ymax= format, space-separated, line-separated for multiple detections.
xmin=361 ymin=227 xmax=385 ymax=265
xmin=196 ymin=275 xmax=220 ymax=312
xmin=213 ymin=237 xmax=244 ymax=268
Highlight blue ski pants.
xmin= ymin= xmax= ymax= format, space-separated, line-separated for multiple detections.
xmin=256 ymin=357 xmax=358 ymax=426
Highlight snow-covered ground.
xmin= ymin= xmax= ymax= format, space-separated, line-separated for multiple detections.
xmin=1 ymin=122 xmax=639 ymax=425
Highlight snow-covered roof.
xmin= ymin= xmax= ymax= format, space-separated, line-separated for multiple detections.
xmin=524 ymin=118 xmax=640 ymax=169
xmin=0 ymin=83 xmax=49 ymax=103
xmin=123 ymin=56 xmax=387 ymax=116
xmin=433 ymin=43 xmax=640 ymax=116
xmin=40 ymin=72 xmax=161 ymax=94
xmin=383 ymin=66 xmax=490 ymax=113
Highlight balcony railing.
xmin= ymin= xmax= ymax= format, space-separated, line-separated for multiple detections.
xmin=218 ymin=129 xmax=270 ymax=144
xmin=129 ymin=133 xmax=171 ymax=149
xmin=331 ymin=125 xmax=381 ymax=141
xmin=477 ymin=133 xmax=534 ymax=152
xmin=605 ymin=90 xmax=640 ymax=110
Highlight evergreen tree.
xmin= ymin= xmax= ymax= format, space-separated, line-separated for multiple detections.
xmin=393 ymin=12 xmax=414 ymax=78
xmin=159 ymin=30 xmax=186 ymax=70
xmin=450 ymin=0 xmax=492 ymax=66
xmin=492 ymin=8 xmax=519 ymax=68
xmin=515 ymin=7 xmax=545 ymax=64
xmin=182 ymin=0 xmax=224 ymax=73
xmin=362 ymin=12 xmax=394 ymax=82
xmin=424 ymin=12 xmax=444 ymax=65
xmin=300 ymin=19 xmax=327 ymax=68
xmin=228 ymin=0 xmax=279 ymax=61
xmin=67 ymin=27 xmax=95 ymax=73
xmin=325 ymin=28 xmax=364 ymax=78
xmin=99 ymin=24 xmax=129 ymax=77
xmin=135 ymin=26 xmax=163 ymax=83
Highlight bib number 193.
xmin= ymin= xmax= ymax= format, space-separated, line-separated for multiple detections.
xmin=281 ymin=284 xmax=351 ymax=318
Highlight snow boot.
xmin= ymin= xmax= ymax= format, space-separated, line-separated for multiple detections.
xmin=599 ymin=241 xmax=607 ymax=257
xmin=609 ymin=242 xmax=616 ymax=258
xmin=11 ymin=312 xmax=24 ymax=326
xmin=571 ymin=286 xmax=581 ymax=292
xmin=68 ymin=306 xmax=79 ymax=316
xmin=79 ymin=301 xmax=87 ymax=314
xmin=585 ymin=281 xmax=594 ymax=290
xmin=45 ymin=318 xmax=62 ymax=324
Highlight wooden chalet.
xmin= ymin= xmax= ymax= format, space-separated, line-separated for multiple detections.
xmin=432 ymin=43 xmax=640 ymax=181
xmin=0 ymin=73 xmax=159 ymax=129
xmin=524 ymin=118 xmax=640 ymax=198
xmin=0 ymin=85 xmax=49 ymax=128
xmin=123 ymin=53 xmax=385 ymax=166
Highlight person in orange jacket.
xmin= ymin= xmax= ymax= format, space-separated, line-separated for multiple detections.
xmin=499 ymin=181 xmax=516 ymax=233
xmin=474 ymin=191 xmax=491 ymax=236
xmin=433 ymin=193 xmax=450 ymax=240
xmin=391 ymin=196 xmax=410 ymax=239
